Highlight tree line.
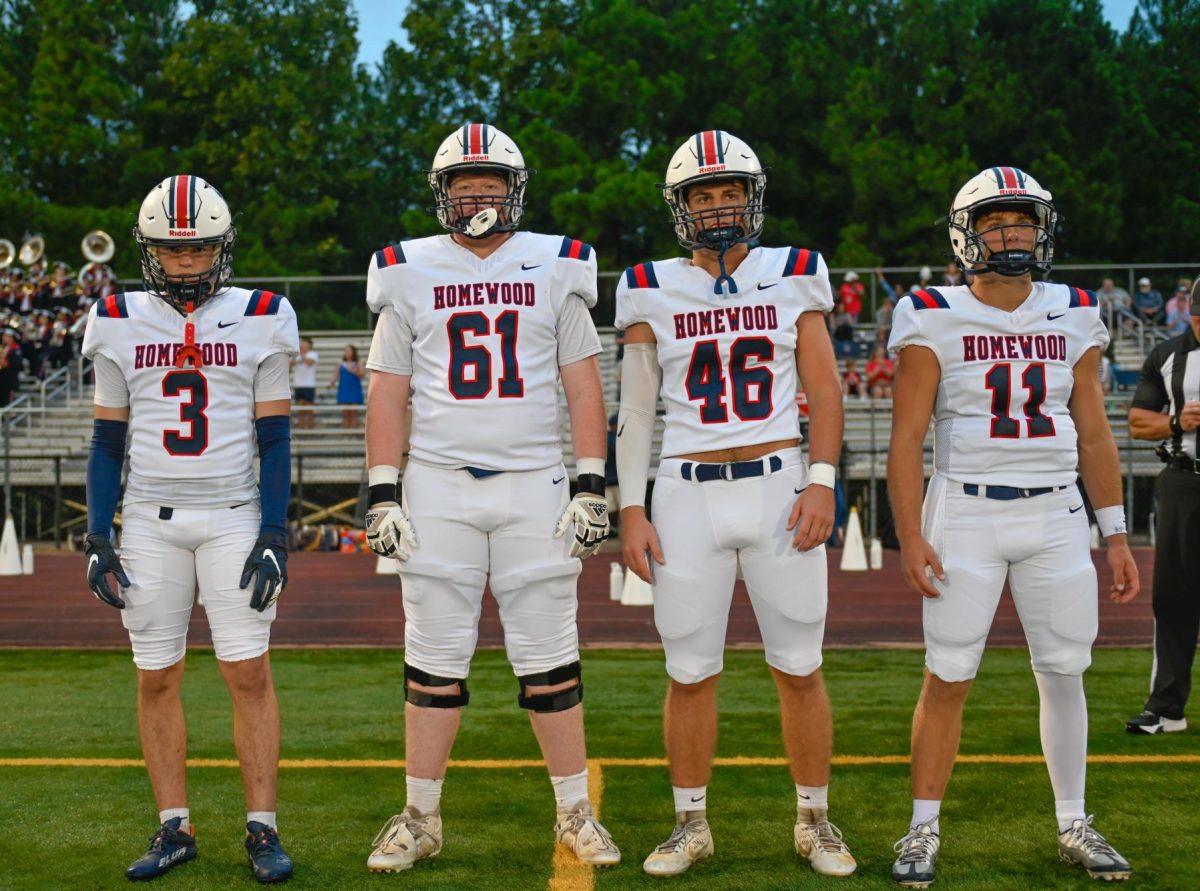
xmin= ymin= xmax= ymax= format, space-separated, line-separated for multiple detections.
xmin=1 ymin=0 xmax=1196 ymax=327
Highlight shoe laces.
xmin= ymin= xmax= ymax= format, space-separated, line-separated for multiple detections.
xmin=1062 ymin=816 xmax=1119 ymax=858
xmin=561 ymin=809 xmax=618 ymax=853
xmin=146 ymin=825 xmax=184 ymax=852
xmin=373 ymin=810 xmax=432 ymax=849
xmin=806 ymin=819 xmax=850 ymax=854
xmin=894 ymin=824 xmax=938 ymax=864
xmin=654 ymin=820 xmax=703 ymax=854
xmin=247 ymin=825 xmax=280 ymax=857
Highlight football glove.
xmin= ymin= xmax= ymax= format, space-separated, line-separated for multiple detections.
xmin=85 ymin=533 xmax=129 ymax=609
xmin=555 ymin=474 xmax=610 ymax=559
xmin=239 ymin=533 xmax=288 ymax=612
xmin=365 ymin=501 xmax=418 ymax=561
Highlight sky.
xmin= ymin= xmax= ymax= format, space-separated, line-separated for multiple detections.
xmin=351 ymin=0 xmax=1143 ymax=68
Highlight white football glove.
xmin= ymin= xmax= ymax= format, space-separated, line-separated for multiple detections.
xmin=365 ymin=501 xmax=418 ymax=561
xmin=555 ymin=492 xmax=610 ymax=559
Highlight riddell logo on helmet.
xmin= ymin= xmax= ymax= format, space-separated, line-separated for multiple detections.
xmin=168 ymin=229 xmax=197 ymax=236
xmin=461 ymin=154 xmax=489 ymax=162
xmin=697 ymin=164 xmax=727 ymax=174
xmin=996 ymin=189 xmax=1027 ymax=196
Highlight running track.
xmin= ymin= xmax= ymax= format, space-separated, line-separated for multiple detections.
xmin=0 ymin=549 xmax=1155 ymax=650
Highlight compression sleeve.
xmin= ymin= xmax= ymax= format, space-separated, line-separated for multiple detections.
xmin=616 ymin=343 xmax=661 ymax=509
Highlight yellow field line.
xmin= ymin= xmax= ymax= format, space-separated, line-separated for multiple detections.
xmin=548 ymin=758 xmax=605 ymax=891
xmin=2 ymin=754 xmax=1197 ymax=769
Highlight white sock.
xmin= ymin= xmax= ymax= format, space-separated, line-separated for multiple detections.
xmin=159 ymin=808 xmax=189 ymax=830
xmin=796 ymin=784 xmax=828 ymax=813
xmin=550 ymin=769 xmax=590 ymax=812
xmin=406 ymin=776 xmax=444 ymax=815
xmin=1033 ymin=671 xmax=1088 ymax=833
xmin=673 ymin=785 xmax=707 ymax=815
xmin=247 ymin=811 xmax=276 ymax=830
xmin=912 ymin=799 xmax=941 ymax=834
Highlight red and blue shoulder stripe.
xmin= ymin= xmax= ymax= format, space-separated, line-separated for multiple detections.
xmin=374 ymin=242 xmax=406 ymax=268
xmin=558 ymin=236 xmax=592 ymax=261
xmin=244 ymin=289 xmax=284 ymax=317
xmin=782 ymin=247 xmax=820 ymax=277
xmin=624 ymin=262 xmax=659 ymax=290
xmin=95 ymin=293 xmax=129 ymax=319
xmin=908 ymin=288 xmax=951 ymax=310
xmin=1068 ymin=287 xmax=1097 ymax=308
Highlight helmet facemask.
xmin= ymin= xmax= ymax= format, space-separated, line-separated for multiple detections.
xmin=428 ymin=165 xmax=529 ymax=239
xmin=135 ymin=228 xmax=236 ymax=314
xmin=666 ymin=174 xmax=765 ymax=295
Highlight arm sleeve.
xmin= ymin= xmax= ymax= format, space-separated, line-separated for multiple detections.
xmin=366 ymin=306 xmax=414 ymax=374
xmin=254 ymin=352 xmax=293 ymax=402
xmin=91 ymin=353 xmax=130 ymax=408
xmin=556 ymin=294 xmax=602 ymax=366
xmin=1130 ymin=346 xmax=1169 ymax=412
xmin=616 ymin=343 xmax=661 ymax=509
xmin=86 ymin=419 xmax=127 ymax=537
xmin=254 ymin=415 xmax=291 ymax=539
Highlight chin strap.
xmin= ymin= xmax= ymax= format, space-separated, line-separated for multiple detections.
xmin=175 ymin=301 xmax=204 ymax=367
xmin=699 ymin=227 xmax=742 ymax=296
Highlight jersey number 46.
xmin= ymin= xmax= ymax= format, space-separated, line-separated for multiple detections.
xmin=686 ymin=337 xmax=774 ymax=424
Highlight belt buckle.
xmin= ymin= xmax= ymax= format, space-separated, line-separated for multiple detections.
xmin=719 ymin=462 xmax=735 ymax=481
xmin=1018 ymin=488 xmax=1031 ymax=498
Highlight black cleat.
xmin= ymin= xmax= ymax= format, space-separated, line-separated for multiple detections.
xmin=245 ymin=821 xmax=293 ymax=883
xmin=125 ymin=817 xmax=197 ymax=881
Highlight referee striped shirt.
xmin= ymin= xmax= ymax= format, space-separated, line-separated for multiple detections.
xmin=1131 ymin=326 xmax=1200 ymax=459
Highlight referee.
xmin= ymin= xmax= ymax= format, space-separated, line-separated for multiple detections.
xmin=1125 ymin=279 xmax=1200 ymax=734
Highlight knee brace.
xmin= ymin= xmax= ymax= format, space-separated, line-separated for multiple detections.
xmin=517 ymin=661 xmax=583 ymax=712
xmin=404 ymin=663 xmax=469 ymax=709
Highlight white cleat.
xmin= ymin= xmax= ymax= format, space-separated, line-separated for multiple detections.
xmin=554 ymin=802 xmax=621 ymax=866
xmin=642 ymin=814 xmax=714 ymax=877
xmin=795 ymin=808 xmax=857 ymax=876
xmin=367 ymin=806 xmax=443 ymax=873
xmin=892 ymin=820 xmax=940 ymax=888
xmin=1058 ymin=816 xmax=1131 ymax=882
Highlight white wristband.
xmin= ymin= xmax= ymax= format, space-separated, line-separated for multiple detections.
xmin=368 ymin=464 xmax=400 ymax=487
xmin=1094 ymin=505 xmax=1127 ymax=538
xmin=576 ymin=457 xmax=605 ymax=478
xmin=809 ymin=461 xmax=836 ymax=489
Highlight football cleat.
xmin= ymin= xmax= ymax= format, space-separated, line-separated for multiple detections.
xmin=554 ymin=801 xmax=621 ymax=866
xmin=367 ymin=806 xmax=443 ymax=873
xmin=245 ymin=821 xmax=293 ymax=884
xmin=1125 ymin=710 xmax=1186 ymax=735
xmin=125 ymin=817 xmax=197 ymax=881
xmin=892 ymin=820 xmax=939 ymax=888
xmin=642 ymin=813 xmax=713 ymax=877
xmin=1058 ymin=816 xmax=1131 ymax=881
xmin=795 ymin=807 xmax=857 ymax=876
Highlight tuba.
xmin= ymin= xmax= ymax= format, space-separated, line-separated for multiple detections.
xmin=81 ymin=230 xmax=114 ymax=264
xmin=19 ymin=235 xmax=44 ymax=267
xmin=0 ymin=239 xmax=14 ymax=269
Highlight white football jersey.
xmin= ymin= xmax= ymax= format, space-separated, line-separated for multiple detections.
xmin=82 ymin=287 xmax=300 ymax=506
xmin=614 ymin=246 xmax=833 ymax=456
xmin=888 ymin=282 xmax=1108 ymax=486
xmin=366 ymin=232 xmax=599 ymax=471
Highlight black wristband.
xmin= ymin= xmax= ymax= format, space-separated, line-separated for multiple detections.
xmin=1170 ymin=413 xmax=1183 ymax=437
xmin=369 ymin=483 xmax=398 ymax=505
xmin=577 ymin=473 xmax=605 ymax=496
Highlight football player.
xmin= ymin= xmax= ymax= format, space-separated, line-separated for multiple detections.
xmin=362 ymin=123 xmax=619 ymax=872
xmin=616 ymin=130 xmax=856 ymax=878
xmin=82 ymin=176 xmax=298 ymax=883
xmin=887 ymin=167 xmax=1139 ymax=886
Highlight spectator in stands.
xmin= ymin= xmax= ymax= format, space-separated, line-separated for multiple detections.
xmin=0 ymin=327 xmax=20 ymax=406
xmin=1166 ymin=283 xmax=1192 ymax=337
xmin=291 ymin=336 xmax=318 ymax=429
xmin=874 ymin=294 xmax=895 ymax=346
xmin=866 ymin=344 xmax=895 ymax=398
xmin=842 ymin=357 xmax=865 ymax=399
xmin=831 ymin=299 xmax=855 ymax=343
xmin=838 ymin=271 xmax=864 ymax=323
xmin=1132 ymin=277 xmax=1164 ymax=327
xmin=1099 ymin=350 xmax=1114 ymax=395
xmin=942 ymin=262 xmax=963 ymax=287
xmin=918 ymin=266 xmax=932 ymax=287
xmin=1096 ymin=277 xmax=1132 ymax=335
xmin=331 ymin=343 xmax=365 ymax=428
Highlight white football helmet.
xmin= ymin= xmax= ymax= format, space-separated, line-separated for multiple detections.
xmin=428 ymin=123 xmax=531 ymax=238
xmin=662 ymin=130 xmax=766 ymax=251
xmin=134 ymin=175 xmax=235 ymax=312
xmin=948 ymin=167 xmax=1055 ymax=277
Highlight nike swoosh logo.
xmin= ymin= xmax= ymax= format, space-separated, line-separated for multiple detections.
xmin=690 ymin=795 xmax=705 ymax=802
xmin=552 ymin=476 xmax=565 ymax=485
xmin=1047 ymin=312 xmax=1065 ymax=321
xmin=217 ymin=320 xmax=238 ymax=328
xmin=522 ymin=263 xmax=541 ymax=271
xmin=794 ymin=485 xmax=805 ymax=494
xmin=757 ymin=282 xmax=778 ymax=290
xmin=797 ymin=793 xmax=811 ymax=800
xmin=617 ymin=423 xmax=625 ymax=437
xmin=1069 ymin=504 xmax=1083 ymax=513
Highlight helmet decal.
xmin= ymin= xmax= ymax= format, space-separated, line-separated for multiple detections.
xmin=428 ymin=123 xmax=532 ymax=238
xmin=948 ymin=167 xmax=1056 ymax=278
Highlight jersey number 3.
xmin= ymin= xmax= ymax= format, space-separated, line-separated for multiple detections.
xmin=162 ymin=370 xmax=209 ymax=455
xmin=447 ymin=311 xmax=524 ymax=399
xmin=984 ymin=362 xmax=1055 ymax=438
xmin=685 ymin=337 xmax=774 ymax=423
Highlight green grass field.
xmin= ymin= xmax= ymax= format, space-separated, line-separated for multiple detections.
xmin=1 ymin=648 xmax=1197 ymax=890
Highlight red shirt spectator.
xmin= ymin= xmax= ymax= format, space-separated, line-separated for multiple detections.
xmin=866 ymin=345 xmax=895 ymax=398
xmin=838 ymin=271 xmax=864 ymax=321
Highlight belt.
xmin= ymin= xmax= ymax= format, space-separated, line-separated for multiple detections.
xmin=962 ymin=483 xmax=1066 ymax=500
xmin=1166 ymin=455 xmax=1200 ymax=475
xmin=681 ymin=455 xmax=782 ymax=482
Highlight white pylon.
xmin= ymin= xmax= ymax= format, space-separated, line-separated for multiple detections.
xmin=0 ymin=515 xmax=20 ymax=575
xmin=21 ymin=543 xmax=33 ymax=575
xmin=839 ymin=507 xmax=868 ymax=572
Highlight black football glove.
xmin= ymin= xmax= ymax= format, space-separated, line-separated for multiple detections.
xmin=239 ymin=533 xmax=288 ymax=612
xmin=85 ymin=533 xmax=129 ymax=609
